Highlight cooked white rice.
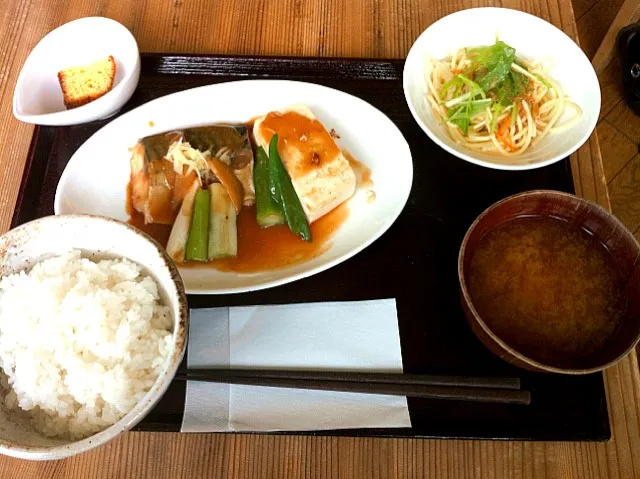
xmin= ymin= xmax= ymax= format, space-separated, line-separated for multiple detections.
xmin=0 ymin=249 xmax=173 ymax=440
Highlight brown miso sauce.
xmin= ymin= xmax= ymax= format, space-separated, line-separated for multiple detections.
xmin=258 ymin=111 xmax=342 ymax=176
xmin=128 ymin=209 xmax=173 ymax=246
xmin=182 ymin=203 xmax=349 ymax=272
xmin=468 ymin=215 xmax=626 ymax=366
xmin=343 ymin=150 xmax=373 ymax=189
xmin=126 ymin=182 xmax=349 ymax=273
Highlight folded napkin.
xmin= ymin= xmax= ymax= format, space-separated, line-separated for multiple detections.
xmin=181 ymin=298 xmax=411 ymax=432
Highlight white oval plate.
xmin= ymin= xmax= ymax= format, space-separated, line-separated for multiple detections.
xmin=55 ymin=79 xmax=413 ymax=294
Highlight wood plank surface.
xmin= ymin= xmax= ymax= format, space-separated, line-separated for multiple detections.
xmin=610 ymin=153 xmax=640 ymax=232
xmin=572 ymin=0 xmax=600 ymax=20
xmin=1 ymin=0 xmax=639 ymax=478
xmin=576 ymin=0 xmax=628 ymax=59
xmin=597 ymin=121 xmax=637 ymax=181
xmin=606 ymin=101 xmax=640 ymax=144
xmin=596 ymin=55 xmax=625 ymax=122
xmin=591 ymin=0 xmax=640 ymax=73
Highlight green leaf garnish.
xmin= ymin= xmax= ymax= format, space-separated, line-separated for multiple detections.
xmin=458 ymin=74 xmax=486 ymax=98
xmin=448 ymin=98 xmax=492 ymax=135
xmin=496 ymin=70 xmax=529 ymax=106
xmin=439 ymin=76 xmax=463 ymax=100
xmin=438 ymin=38 xmax=538 ymax=137
xmin=466 ymin=40 xmax=516 ymax=91
xmin=439 ymin=73 xmax=485 ymax=102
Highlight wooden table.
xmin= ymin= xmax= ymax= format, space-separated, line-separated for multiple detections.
xmin=1 ymin=0 xmax=639 ymax=477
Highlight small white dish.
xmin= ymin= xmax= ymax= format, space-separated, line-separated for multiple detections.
xmin=0 ymin=214 xmax=187 ymax=460
xmin=403 ymin=7 xmax=601 ymax=171
xmin=12 ymin=17 xmax=141 ymax=126
xmin=54 ymin=79 xmax=414 ymax=294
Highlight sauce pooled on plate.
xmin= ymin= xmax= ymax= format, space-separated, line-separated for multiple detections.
xmin=127 ymin=190 xmax=349 ymax=273
xmin=468 ymin=215 xmax=626 ymax=366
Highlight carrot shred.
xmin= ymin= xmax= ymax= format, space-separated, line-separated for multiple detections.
xmin=497 ymin=116 xmax=510 ymax=136
xmin=496 ymin=116 xmax=515 ymax=151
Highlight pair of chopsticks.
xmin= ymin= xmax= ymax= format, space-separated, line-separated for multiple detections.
xmin=174 ymin=368 xmax=531 ymax=405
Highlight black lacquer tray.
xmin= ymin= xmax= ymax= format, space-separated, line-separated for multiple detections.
xmin=12 ymin=53 xmax=610 ymax=441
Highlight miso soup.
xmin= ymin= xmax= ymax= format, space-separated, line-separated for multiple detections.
xmin=468 ymin=215 xmax=626 ymax=366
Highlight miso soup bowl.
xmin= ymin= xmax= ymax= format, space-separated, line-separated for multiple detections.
xmin=458 ymin=190 xmax=640 ymax=374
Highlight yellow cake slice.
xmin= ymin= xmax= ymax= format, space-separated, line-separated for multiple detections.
xmin=57 ymin=55 xmax=116 ymax=109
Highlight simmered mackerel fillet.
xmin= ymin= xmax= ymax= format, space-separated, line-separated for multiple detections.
xmin=252 ymin=103 xmax=356 ymax=223
xmin=129 ymin=125 xmax=255 ymax=224
xmin=130 ymin=132 xmax=193 ymax=224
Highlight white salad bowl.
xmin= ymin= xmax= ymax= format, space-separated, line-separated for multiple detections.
xmin=403 ymin=7 xmax=600 ymax=170
xmin=0 ymin=215 xmax=187 ymax=460
xmin=12 ymin=17 xmax=141 ymax=126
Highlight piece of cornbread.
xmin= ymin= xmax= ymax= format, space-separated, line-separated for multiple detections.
xmin=57 ymin=55 xmax=116 ymax=109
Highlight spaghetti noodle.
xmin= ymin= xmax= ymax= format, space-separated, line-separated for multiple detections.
xmin=424 ymin=39 xmax=582 ymax=157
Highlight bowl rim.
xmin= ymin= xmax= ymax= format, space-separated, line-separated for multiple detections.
xmin=12 ymin=16 xmax=141 ymax=125
xmin=0 ymin=213 xmax=188 ymax=460
xmin=457 ymin=189 xmax=640 ymax=374
xmin=402 ymin=6 xmax=601 ymax=171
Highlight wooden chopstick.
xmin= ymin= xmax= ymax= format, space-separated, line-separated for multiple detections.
xmin=174 ymin=370 xmax=530 ymax=405
xmin=184 ymin=368 xmax=521 ymax=390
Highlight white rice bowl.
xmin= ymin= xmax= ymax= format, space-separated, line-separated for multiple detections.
xmin=0 ymin=249 xmax=173 ymax=441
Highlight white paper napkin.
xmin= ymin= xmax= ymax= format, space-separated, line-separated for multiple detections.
xmin=181 ymin=298 xmax=411 ymax=432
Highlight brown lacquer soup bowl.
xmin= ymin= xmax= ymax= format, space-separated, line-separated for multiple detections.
xmin=458 ymin=190 xmax=640 ymax=374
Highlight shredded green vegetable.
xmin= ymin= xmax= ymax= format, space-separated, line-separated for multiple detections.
xmin=489 ymin=103 xmax=504 ymax=133
xmin=511 ymin=103 xmax=519 ymax=125
xmin=448 ymin=99 xmax=492 ymax=135
xmin=534 ymin=72 xmax=552 ymax=89
xmin=438 ymin=38 xmax=537 ymax=136
xmin=457 ymin=74 xmax=486 ymax=99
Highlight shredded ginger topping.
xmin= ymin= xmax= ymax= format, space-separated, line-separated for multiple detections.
xmin=165 ymin=139 xmax=211 ymax=183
